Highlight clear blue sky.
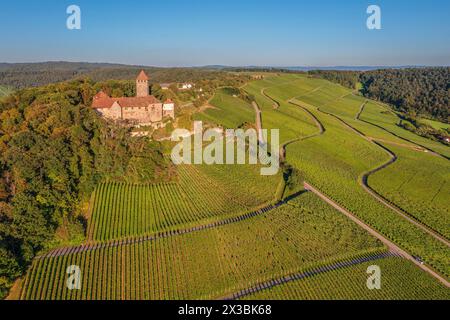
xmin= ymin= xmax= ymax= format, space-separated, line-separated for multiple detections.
xmin=0 ymin=0 xmax=449 ymax=67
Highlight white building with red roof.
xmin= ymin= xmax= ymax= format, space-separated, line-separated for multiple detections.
xmin=92 ymin=70 xmax=175 ymax=127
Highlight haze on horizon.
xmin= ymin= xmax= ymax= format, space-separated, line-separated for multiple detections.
xmin=0 ymin=0 xmax=449 ymax=67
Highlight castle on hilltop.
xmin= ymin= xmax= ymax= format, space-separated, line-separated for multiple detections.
xmin=92 ymin=70 xmax=175 ymax=128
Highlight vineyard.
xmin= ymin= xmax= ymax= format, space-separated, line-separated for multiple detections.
xmin=18 ymin=73 xmax=450 ymax=300
xmin=242 ymin=257 xmax=450 ymax=300
xmin=88 ymin=163 xmax=281 ymax=241
xmin=359 ymin=101 xmax=450 ymax=158
xmin=246 ymin=75 xmax=450 ymax=278
xmin=22 ymin=193 xmax=386 ymax=300
xmin=193 ymin=87 xmax=255 ymax=129
xmin=368 ymin=143 xmax=450 ymax=238
xmin=243 ymin=76 xmax=319 ymax=144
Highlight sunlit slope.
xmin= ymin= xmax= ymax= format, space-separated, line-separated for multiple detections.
xmin=422 ymin=119 xmax=450 ymax=131
xmin=294 ymin=80 xmax=450 ymax=157
xmin=243 ymin=76 xmax=320 ymax=144
xmin=22 ymin=193 xmax=384 ymax=300
xmin=248 ymin=74 xmax=450 ymax=278
xmin=195 ymin=82 xmax=318 ymax=144
xmin=243 ymin=257 xmax=450 ymax=300
xmin=87 ymin=163 xmax=281 ymax=241
xmin=369 ymin=143 xmax=450 ymax=238
xmin=285 ymin=107 xmax=449 ymax=277
xmin=360 ymin=102 xmax=450 ymax=158
xmin=193 ymin=88 xmax=255 ymax=128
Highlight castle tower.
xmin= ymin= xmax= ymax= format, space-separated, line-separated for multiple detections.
xmin=136 ymin=70 xmax=149 ymax=97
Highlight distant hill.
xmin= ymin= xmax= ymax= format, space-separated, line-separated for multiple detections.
xmin=284 ymin=66 xmax=428 ymax=72
xmin=0 ymin=62 xmax=223 ymax=89
xmin=200 ymin=65 xmax=431 ymax=72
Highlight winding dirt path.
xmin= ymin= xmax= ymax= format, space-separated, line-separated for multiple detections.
xmin=278 ymin=98 xmax=325 ymax=162
xmin=261 ymin=88 xmax=280 ymax=109
xmin=358 ymin=102 xmax=447 ymax=159
xmin=252 ymin=101 xmax=265 ymax=144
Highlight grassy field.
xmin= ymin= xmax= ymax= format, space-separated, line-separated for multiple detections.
xmin=243 ymin=76 xmax=320 ymax=144
xmin=243 ymin=257 xmax=450 ymax=300
xmin=22 ymin=193 xmax=386 ymax=300
xmin=359 ymin=101 xmax=450 ymax=158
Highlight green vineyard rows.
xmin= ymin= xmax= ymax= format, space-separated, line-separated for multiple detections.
xmin=88 ymin=163 xmax=281 ymax=241
xmin=243 ymin=257 xmax=450 ymax=300
xmin=22 ymin=193 xmax=386 ymax=300
xmin=246 ymin=75 xmax=450 ymax=278
xmin=369 ymin=143 xmax=449 ymax=238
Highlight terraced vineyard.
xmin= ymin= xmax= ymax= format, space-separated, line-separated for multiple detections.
xmin=243 ymin=257 xmax=450 ymax=300
xmin=22 ymin=193 xmax=386 ymax=300
xmin=244 ymin=74 xmax=450 ymax=279
xmin=19 ymin=73 xmax=450 ymax=300
xmin=193 ymin=88 xmax=255 ymax=128
xmin=88 ymin=163 xmax=281 ymax=241
xmin=359 ymin=101 xmax=450 ymax=158
xmin=369 ymin=143 xmax=450 ymax=238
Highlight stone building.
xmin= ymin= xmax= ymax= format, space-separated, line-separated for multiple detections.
xmin=92 ymin=70 xmax=175 ymax=127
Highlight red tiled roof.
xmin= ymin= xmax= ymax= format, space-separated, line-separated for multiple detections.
xmin=136 ymin=70 xmax=149 ymax=81
xmin=92 ymin=91 xmax=114 ymax=109
xmin=116 ymin=96 xmax=160 ymax=108
xmin=92 ymin=92 xmax=161 ymax=109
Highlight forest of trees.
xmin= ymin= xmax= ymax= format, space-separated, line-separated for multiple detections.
xmin=0 ymin=79 xmax=174 ymax=298
xmin=309 ymin=68 xmax=450 ymax=123
xmin=360 ymin=68 xmax=449 ymax=122
xmin=0 ymin=62 xmax=229 ymax=89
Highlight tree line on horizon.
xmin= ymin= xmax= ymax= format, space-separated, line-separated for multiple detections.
xmin=0 ymin=62 xmax=226 ymax=90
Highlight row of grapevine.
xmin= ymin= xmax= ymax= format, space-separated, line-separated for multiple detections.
xmin=243 ymin=257 xmax=450 ymax=300
xmin=22 ymin=193 xmax=390 ymax=300
xmin=249 ymin=75 xmax=450 ymax=278
xmin=87 ymin=153 xmax=282 ymax=242
xmin=248 ymin=75 xmax=450 ymax=278
xmin=368 ymin=139 xmax=449 ymax=239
